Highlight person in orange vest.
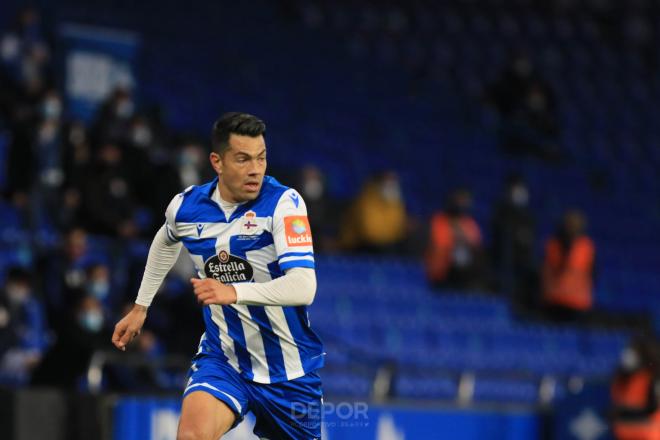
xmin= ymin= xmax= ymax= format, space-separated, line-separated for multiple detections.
xmin=541 ymin=210 xmax=595 ymax=321
xmin=611 ymin=337 xmax=660 ymax=440
xmin=425 ymin=189 xmax=487 ymax=290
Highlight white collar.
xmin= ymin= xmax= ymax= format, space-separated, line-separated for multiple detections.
xmin=212 ymin=185 xmax=246 ymax=218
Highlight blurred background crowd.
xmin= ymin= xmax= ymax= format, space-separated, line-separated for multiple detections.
xmin=1 ymin=1 xmax=660 ymax=439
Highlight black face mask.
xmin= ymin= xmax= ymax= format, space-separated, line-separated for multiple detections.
xmin=97 ymin=160 xmax=121 ymax=173
xmin=447 ymin=203 xmax=469 ymax=217
xmin=557 ymin=227 xmax=576 ymax=251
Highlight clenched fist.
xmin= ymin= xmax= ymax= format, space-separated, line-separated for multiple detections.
xmin=191 ymin=278 xmax=237 ymax=306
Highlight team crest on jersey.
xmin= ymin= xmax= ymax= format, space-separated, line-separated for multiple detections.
xmin=204 ymin=250 xmax=254 ymax=283
xmin=241 ymin=210 xmax=259 ymax=234
xmin=284 ymin=215 xmax=313 ymax=247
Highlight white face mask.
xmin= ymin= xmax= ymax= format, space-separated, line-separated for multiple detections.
xmin=511 ymin=186 xmax=529 ymax=207
xmin=42 ymin=98 xmax=62 ymax=119
xmin=88 ymin=280 xmax=110 ymax=300
xmin=621 ymin=348 xmax=641 ymax=371
xmin=180 ymin=150 xmax=201 ymax=167
xmin=131 ymin=126 xmax=152 ymax=147
xmin=79 ymin=310 xmax=104 ymax=333
xmin=303 ymin=178 xmax=324 ymax=200
xmin=381 ymin=180 xmax=401 ymax=202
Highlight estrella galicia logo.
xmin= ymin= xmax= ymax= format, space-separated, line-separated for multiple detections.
xmin=204 ymin=250 xmax=254 ymax=283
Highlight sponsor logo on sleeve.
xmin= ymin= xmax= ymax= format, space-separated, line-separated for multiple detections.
xmin=284 ymin=216 xmax=313 ymax=247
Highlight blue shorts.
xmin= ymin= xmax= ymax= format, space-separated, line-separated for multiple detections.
xmin=183 ymin=354 xmax=323 ymax=439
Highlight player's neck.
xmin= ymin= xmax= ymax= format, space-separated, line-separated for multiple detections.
xmin=214 ymin=183 xmax=244 ymax=206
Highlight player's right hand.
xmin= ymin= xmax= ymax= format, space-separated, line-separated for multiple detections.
xmin=112 ymin=304 xmax=148 ymax=351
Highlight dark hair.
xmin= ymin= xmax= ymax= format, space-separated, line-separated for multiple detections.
xmin=211 ymin=112 xmax=266 ymax=155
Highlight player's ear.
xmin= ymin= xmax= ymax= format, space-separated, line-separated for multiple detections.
xmin=210 ymin=152 xmax=223 ymax=174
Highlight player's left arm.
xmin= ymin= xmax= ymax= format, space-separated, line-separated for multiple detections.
xmin=191 ymin=267 xmax=316 ymax=306
xmin=191 ymin=188 xmax=317 ymax=307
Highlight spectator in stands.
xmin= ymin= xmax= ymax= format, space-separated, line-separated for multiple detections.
xmin=296 ymin=165 xmax=339 ymax=252
xmin=485 ymin=53 xmax=560 ymax=160
xmin=611 ymin=336 xmax=660 ymax=439
xmin=31 ymin=295 xmax=109 ymax=389
xmin=58 ymin=120 xmax=91 ymax=230
xmin=85 ymin=263 xmax=116 ymax=318
xmin=541 ymin=210 xmax=596 ymax=321
xmin=0 ymin=7 xmax=51 ymax=93
xmin=31 ymin=88 xmax=66 ymax=227
xmin=0 ymin=7 xmax=50 ymax=178
xmin=339 ymin=171 xmax=408 ymax=254
xmin=4 ymin=86 xmax=65 ymax=233
xmin=177 ymin=139 xmax=210 ymax=188
xmin=491 ymin=175 xmax=537 ymax=308
xmin=79 ymin=142 xmax=139 ymax=238
xmin=106 ymin=302 xmax=167 ymax=391
xmin=0 ymin=267 xmax=48 ymax=385
xmin=425 ymin=189 xmax=488 ymax=290
xmin=91 ymin=87 xmax=135 ymax=147
xmin=5 ymin=109 xmax=39 ymax=209
xmin=124 ymin=114 xmax=179 ymax=234
xmin=38 ymin=227 xmax=99 ymax=331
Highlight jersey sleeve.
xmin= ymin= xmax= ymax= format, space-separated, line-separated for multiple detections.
xmin=272 ymin=188 xmax=315 ymax=271
xmin=164 ymin=189 xmax=188 ymax=243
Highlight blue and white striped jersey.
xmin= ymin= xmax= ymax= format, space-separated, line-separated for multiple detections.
xmin=164 ymin=175 xmax=324 ymax=384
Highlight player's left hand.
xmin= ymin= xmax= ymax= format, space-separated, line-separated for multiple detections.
xmin=191 ymin=278 xmax=237 ymax=306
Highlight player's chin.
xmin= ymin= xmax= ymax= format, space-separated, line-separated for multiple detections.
xmin=241 ymin=186 xmax=261 ymax=199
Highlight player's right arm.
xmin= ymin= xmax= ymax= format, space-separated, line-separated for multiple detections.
xmin=112 ymin=303 xmax=148 ymax=351
xmin=112 ymin=194 xmax=185 ymax=351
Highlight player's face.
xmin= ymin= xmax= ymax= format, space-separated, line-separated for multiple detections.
xmin=211 ymin=134 xmax=267 ymax=203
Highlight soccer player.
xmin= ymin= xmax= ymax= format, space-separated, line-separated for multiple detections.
xmin=112 ymin=112 xmax=324 ymax=440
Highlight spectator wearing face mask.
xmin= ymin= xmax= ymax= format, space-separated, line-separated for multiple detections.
xmin=4 ymin=88 xmax=63 ymax=212
xmin=37 ymin=227 xmax=106 ymax=332
xmin=425 ymin=189 xmax=488 ymax=291
xmin=491 ymin=175 xmax=536 ymax=308
xmin=5 ymin=89 xmax=63 ymax=220
xmin=31 ymin=295 xmax=110 ymax=389
xmin=177 ymin=140 xmax=208 ymax=188
xmin=90 ymin=87 xmax=135 ymax=147
xmin=0 ymin=7 xmax=51 ymax=93
xmin=541 ymin=210 xmax=596 ymax=321
xmin=79 ymin=142 xmax=139 ymax=238
xmin=339 ymin=171 xmax=408 ymax=254
xmin=611 ymin=337 xmax=660 ymax=440
xmin=57 ymin=120 xmax=91 ymax=229
xmin=30 ymin=88 xmax=67 ymax=228
xmin=106 ymin=302 xmax=167 ymax=392
xmin=0 ymin=267 xmax=48 ymax=386
xmin=296 ymin=165 xmax=339 ymax=252
xmin=84 ymin=263 xmax=116 ymax=317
